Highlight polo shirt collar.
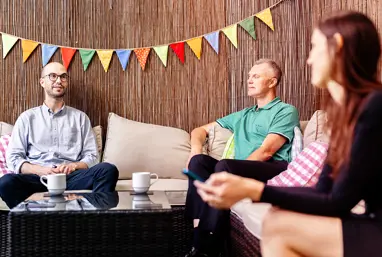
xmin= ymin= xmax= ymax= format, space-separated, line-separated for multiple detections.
xmin=254 ymin=97 xmax=281 ymax=110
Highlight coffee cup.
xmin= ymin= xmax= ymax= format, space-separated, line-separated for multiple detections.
xmin=40 ymin=174 xmax=66 ymax=196
xmin=132 ymin=172 xmax=159 ymax=193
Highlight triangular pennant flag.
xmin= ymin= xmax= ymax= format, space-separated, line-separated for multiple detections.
xmin=97 ymin=50 xmax=114 ymax=72
xmin=221 ymin=24 xmax=238 ymax=48
xmin=186 ymin=37 xmax=202 ymax=60
xmin=170 ymin=42 xmax=185 ymax=64
xmin=21 ymin=39 xmax=39 ymax=62
xmin=255 ymin=8 xmax=274 ymax=31
xmin=134 ymin=48 xmax=151 ymax=70
xmin=79 ymin=49 xmax=96 ymax=71
xmin=204 ymin=32 xmax=219 ymax=54
xmin=2 ymin=34 xmax=19 ymax=58
xmin=41 ymin=44 xmax=58 ymax=66
xmin=61 ymin=48 xmax=76 ymax=70
xmin=115 ymin=50 xmax=132 ymax=71
xmin=153 ymin=45 xmax=169 ymax=67
xmin=239 ymin=17 xmax=256 ymax=40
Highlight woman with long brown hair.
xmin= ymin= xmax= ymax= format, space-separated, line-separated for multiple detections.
xmin=195 ymin=11 xmax=382 ymax=257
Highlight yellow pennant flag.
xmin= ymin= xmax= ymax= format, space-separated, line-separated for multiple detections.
xmin=221 ymin=24 xmax=238 ymax=48
xmin=97 ymin=50 xmax=114 ymax=72
xmin=186 ymin=37 xmax=203 ymax=60
xmin=255 ymin=8 xmax=274 ymax=31
xmin=21 ymin=39 xmax=39 ymax=62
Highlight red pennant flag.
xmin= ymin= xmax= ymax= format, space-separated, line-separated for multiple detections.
xmin=61 ymin=48 xmax=77 ymax=70
xmin=170 ymin=42 xmax=185 ymax=64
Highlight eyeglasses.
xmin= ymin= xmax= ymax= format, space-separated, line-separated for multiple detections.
xmin=42 ymin=73 xmax=69 ymax=82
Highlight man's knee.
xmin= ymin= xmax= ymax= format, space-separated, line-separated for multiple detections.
xmin=188 ymin=154 xmax=209 ymax=170
xmin=214 ymin=159 xmax=232 ymax=172
xmin=93 ymin=162 xmax=119 ymax=179
xmin=0 ymin=174 xmax=18 ymax=194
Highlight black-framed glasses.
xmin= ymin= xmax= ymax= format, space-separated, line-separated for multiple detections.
xmin=42 ymin=73 xmax=69 ymax=82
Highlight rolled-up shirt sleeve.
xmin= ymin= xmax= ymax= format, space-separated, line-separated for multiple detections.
xmin=79 ymin=115 xmax=99 ymax=168
xmin=6 ymin=115 xmax=29 ymax=173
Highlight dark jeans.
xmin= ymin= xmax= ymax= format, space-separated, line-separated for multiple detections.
xmin=185 ymin=154 xmax=287 ymax=251
xmin=0 ymin=162 xmax=119 ymax=208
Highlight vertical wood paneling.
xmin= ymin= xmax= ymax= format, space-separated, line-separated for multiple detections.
xmin=0 ymin=0 xmax=381 ymax=133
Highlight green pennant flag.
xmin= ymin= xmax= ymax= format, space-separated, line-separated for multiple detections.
xmin=153 ymin=45 xmax=169 ymax=67
xmin=239 ymin=17 xmax=256 ymax=40
xmin=2 ymin=33 xmax=19 ymax=58
xmin=79 ymin=49 xmax=96 ymax=71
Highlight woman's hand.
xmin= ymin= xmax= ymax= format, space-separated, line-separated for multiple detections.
xmin=194 ymin=172 xmax=265 ymax=209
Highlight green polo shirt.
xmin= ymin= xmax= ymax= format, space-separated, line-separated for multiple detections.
xmin=216 ymin=97 xmax=299 ymax=162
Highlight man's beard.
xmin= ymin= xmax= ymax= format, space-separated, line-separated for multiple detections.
xmin=47 ymin=88 xmax=66 ymax=99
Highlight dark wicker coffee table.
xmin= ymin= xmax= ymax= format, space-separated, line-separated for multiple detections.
xmin=5 ymin=190 xmax=191 ymax=257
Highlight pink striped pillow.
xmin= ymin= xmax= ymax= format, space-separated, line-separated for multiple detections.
xmin=267 ymin=142 xmax=329 ymax=187
xmin=0 ymin=134 xmax=12 ymax=175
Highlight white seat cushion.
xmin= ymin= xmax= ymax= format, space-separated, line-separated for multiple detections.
xmin=241 ymin=203 xmax=272 ymax=240
xmin=116 ymin=179 xmax=188 ymax=191
xmin=231 ymin=198 xmax=252 ymax=220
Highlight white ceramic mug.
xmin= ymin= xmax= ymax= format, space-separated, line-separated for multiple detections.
xmin=132 ymin=172 xmax=159 ymax=193
xmin=40 ymin=174 xmax=66 ymax=196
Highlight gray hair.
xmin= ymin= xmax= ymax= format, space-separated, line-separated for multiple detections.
xmin=254 ymin=59 xmax=283 ymax=86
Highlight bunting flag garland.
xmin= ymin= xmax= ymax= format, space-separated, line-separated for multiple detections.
xmin=21 ymin=39 xmax=39 ymax=63
xmin=255 ymin=8 xmax=274 ymax=31
xmin=2 ymin=34 xmax=18 ymax=58
xmin=134 ymin=48 xmax=150 ymax=70
xmin=221 ymin=24 xmax=238 ymax=48
xmin=61 ymin=48 xmax=77 ymax=70
xmin=0 ymin=0 xmax=284 ymax=71
xmin=153 ymin=45 xmax=169 ymax=67
xmin=79 ymin=49 xmax=96 ymax=71
xmin=42 ymin=44 xmax=58 ymax=66
xmin=204 ymin=32 xmax=219 ymax=54
xmin=115 ymin=49 xmax=132 ymax=70
xmin=186 ymin=37 xmax=203 ymax=60
xmin=97 ymin=50 xmax=114 ymax=72
xmin=239 ymin=17 xmax=256 ymax=40
xmin=170 ymin=42 xmax=185 ymax=64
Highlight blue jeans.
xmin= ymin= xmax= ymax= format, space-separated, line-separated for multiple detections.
xmin=0 ymin=162 xmax=119 ymax=208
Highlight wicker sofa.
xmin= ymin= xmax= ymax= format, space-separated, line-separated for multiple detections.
xmin=0 ymin=110 xmax=329 ymax=256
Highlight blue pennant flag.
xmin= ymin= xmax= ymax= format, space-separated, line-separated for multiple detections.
xmin=115 ymin=50 xmax=132 ymax=71
xmin=42 ymin=44 xmax=58 ymax=67
xmin=204 ymin=32 xmax=219 ymax=54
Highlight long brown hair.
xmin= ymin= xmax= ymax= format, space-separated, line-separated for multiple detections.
xmin=318 ymin=11 xmax=382 ymax=177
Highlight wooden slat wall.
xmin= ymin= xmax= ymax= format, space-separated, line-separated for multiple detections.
xmin=0 ymin=0 xmax=381 ymax=132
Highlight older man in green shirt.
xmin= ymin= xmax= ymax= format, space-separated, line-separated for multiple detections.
xmin=184 ymin=59 xmax=299 ymax=257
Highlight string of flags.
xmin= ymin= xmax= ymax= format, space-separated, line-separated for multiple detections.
xmin=0 ymin=1 xmax=282 ymax=72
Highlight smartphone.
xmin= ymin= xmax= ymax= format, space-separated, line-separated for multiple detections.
xmin=182 ymin=168 xmax=205 ymax=182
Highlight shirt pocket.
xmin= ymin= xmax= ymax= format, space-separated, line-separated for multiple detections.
xmin=62 ymin=127 xmax=81 ymax=151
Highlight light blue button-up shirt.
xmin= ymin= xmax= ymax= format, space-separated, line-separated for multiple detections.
xmin=6 ymin=104 xmax=99 ymax=173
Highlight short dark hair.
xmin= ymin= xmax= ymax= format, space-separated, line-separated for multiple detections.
xmin=254 ymin=59 xmax=283 ymax=86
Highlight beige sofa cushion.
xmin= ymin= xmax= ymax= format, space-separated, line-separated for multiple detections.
xmin=103 ymin=113 xmax=190 ymax=179
xmin=0 ymin=122 xmax=103 ymax=158
xmin=0 ymin=122 xmax=13 ymax=136
xmin=207 ymin=124 xmax=233 ymax=160
xmin=303 ymin=110 xmax=329 ymax=148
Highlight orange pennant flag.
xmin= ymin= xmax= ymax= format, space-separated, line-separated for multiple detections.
xmin=134 ymin=48 xmax=151 ymax=70
xmin=186 ymin=37 xmax=203 ymax=60
xmin=21 ymin=39 xmax=39 ymax=62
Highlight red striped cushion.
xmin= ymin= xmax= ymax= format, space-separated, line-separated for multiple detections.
xmin=267 ymin=142 xmax=328 ymax=187
xmin=0 ymin=134 xmax=12 ymax=175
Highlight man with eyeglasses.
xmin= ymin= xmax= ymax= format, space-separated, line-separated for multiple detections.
xmin=184 ymin=59 xmax=300 ymax=257
xmin=0 ymin=62 xmax=119 ymax=209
